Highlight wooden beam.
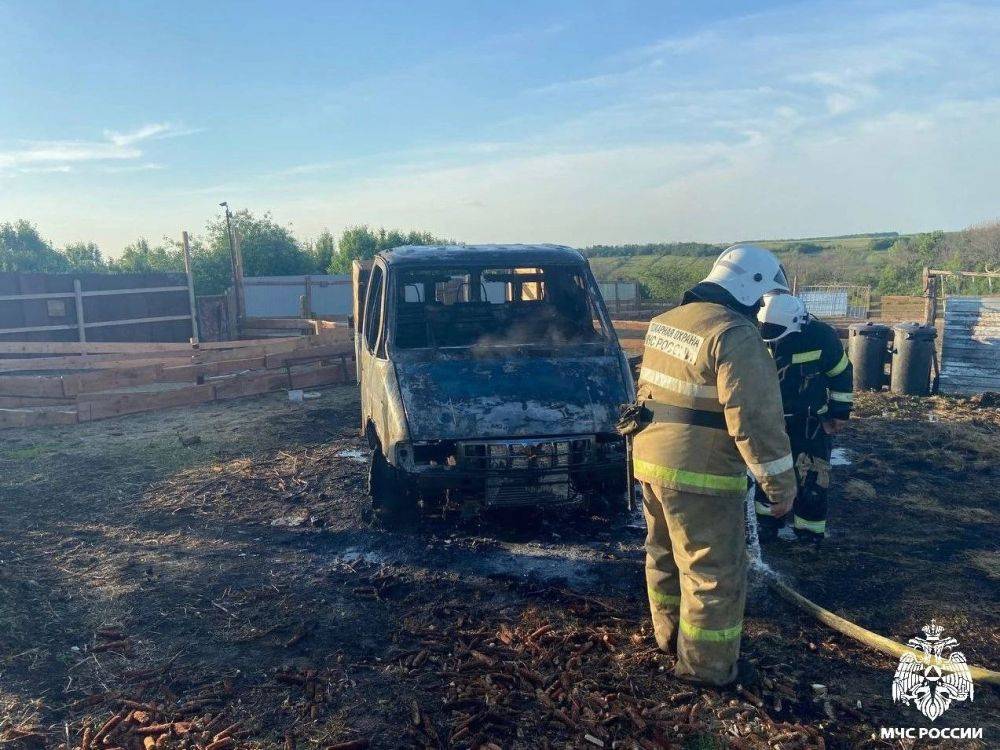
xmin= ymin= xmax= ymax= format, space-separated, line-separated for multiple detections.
xmin=212 ymin=370 xmax=289 ymax=400
xmin=0 ymin=395 xmax=75 ymax=408
xmin=160 ymin=356 xmax=268 ymax=382
xmin=289 ymin=363 xmax=349 ymax=389
xmin=0 ymin=408 xmax=78 ymax=428
xmin=77 ymin=383 xmax=215 ymax=421
xmin=61 ymin=364 xmax=165 ymax=397
xmin=263 ymin=342 xmax=354 ymax=369
xmin=0 ymin=375 xmax=67 ymax=398
xmin=927 ymin=269 xmax=1000 ymax=279
xmin=0 ymin=341 xmax=193 ymax=355
xmin=242 ymin=317 xmax=317 ymax=330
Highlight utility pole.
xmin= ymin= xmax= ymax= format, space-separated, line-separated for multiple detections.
xmin=219 ymin=201 xmax=243 ymax=326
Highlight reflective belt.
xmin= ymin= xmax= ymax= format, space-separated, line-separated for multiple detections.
xmin=793 ymin=515 xmax=827 ymax=534
xmin=632 ymin=458 xmax=746 ymax=493
xmin=648 ymin=586 xmax=680 ymax=607
xmin=792 ymin=349 xmax=822 ymax=364
xmin=829 ymin=391 xmax=854 ymax=403
xmin=826 ymin=352 xmax=849 ymax=377
xmin=680 ymin=619 xmax=743 ymax=642
xmin=746 ymin=453 xmax=794 ymax=478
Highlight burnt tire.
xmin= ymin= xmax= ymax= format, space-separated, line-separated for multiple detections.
xmin=369 ymin=447 xmax=414 ymax=519
xmin=583 ymin=489 xmax=629 ymax=518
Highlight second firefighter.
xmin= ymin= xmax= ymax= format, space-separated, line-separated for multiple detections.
xmin=754 ymin=292 xmax=854 ymax=544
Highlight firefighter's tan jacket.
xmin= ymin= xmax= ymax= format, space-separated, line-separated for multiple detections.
xmin=632 ymin=301 xmax=797 ymax=503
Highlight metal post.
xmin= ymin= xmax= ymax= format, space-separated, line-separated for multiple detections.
xmin=923 ymin=267 xmax=937 ymax=326
xmin=73 ymin=278 xmax=86 ymax=344
xmin=304 ymin=275 xmax=313 ymax=318
xmin=182 ymin=231 xmax=200 ymax=344
xmin=221 ymin=202 xmax=244 ymax=324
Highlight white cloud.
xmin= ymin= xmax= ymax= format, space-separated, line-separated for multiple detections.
xmin=17 ymin=164 xmax=73 ymax=174
xmin=0 ymin=140 xmax=140 ymax=169
xmin=100 ymin=162 xmax=165 ymax=174
xmin=255 ymin=94 xmax=1000 ymax=247
xmin=0 ymin=122 xmax=196 ymax=173
xmin=103 ymin=122 xmax=197 ymax=146
xmin=825 ymin=93 xmax=857 ymax=115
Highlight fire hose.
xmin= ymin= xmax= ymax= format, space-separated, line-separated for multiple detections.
xmin=763 ymin=572 xmax=1000 ymax=685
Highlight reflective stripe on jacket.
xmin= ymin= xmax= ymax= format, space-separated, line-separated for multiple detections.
xmin=632 ymin=301 xmax=798 ymax=503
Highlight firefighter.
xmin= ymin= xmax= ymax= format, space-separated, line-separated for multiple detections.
xmin=628 ymin=244 xmax=798 ymax=688
xmin=754 ymin=293 xmax=853 ymax=545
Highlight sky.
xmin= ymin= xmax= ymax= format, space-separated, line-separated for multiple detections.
xmin=1 ymin=0 xmax=999 ymax=255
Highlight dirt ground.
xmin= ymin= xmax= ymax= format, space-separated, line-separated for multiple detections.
xmin=0 ymin=387 xmax=997 ymax=749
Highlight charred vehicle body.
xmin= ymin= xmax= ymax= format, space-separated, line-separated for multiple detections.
xmin=353 ymin=244 xmax=635 ymax=514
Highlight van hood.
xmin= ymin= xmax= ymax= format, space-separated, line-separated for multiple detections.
xmin=395 ymin=355 xmax=628 ymax=441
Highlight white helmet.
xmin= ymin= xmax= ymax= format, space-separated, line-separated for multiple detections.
xmin=758 ymin=292 xmax=809 ymax=342
xmin=703 ymin=244 xmax=790 ymax=306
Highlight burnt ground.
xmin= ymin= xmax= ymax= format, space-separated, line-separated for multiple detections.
xmin=0 ymin=388 xmax=997 ymax=750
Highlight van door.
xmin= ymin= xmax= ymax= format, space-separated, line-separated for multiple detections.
xmin=359 ymin=262 xmax=387 ymax=433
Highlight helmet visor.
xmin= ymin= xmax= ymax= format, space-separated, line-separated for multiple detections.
xmin=760 ymin=322 xmax=790 ymax=342
xmin=773 ymin=264 xmax=790 ymax=291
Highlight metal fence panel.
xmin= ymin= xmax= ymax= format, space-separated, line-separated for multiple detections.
xmin=243 ymin=275 xmax=353 ymax=318
xmin=0 ymin=271 xmax=193 ymax=343
xmin=799 ymin=285 xmax=871 ymax=319
xmin=940 ymin=296 xmax=1000 ymax=394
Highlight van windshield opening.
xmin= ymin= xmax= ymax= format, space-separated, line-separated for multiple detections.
xmin=393 ymin=265 xmax=611 ymax=350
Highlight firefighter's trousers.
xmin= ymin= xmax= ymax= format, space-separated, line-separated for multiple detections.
xmin=641 ymin=482 xmax=746 ymax=686
xmin=756 ymin=415 xmax=833 ymax=536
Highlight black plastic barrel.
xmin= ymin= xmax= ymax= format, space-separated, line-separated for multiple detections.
xmin=849 ymin=322 xmax=892 ymax=391
xmin=890 ymin=322 xmax=938 ymax=396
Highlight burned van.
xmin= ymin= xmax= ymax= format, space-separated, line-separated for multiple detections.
xmin=353 ymin=244 xmax=634 ymax=514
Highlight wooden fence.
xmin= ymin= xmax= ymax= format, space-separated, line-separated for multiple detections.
xmin=0 ymin=324 xmax=353 ymax=429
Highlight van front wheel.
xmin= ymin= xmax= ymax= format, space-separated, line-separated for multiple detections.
xmin=369 ymin=448 xmax=413 ymax=518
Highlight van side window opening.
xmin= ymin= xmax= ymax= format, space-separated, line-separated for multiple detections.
xmin=393 ymin=265 xmax=609 ymax=349
xmin=364 ymin=265 xmax=385 ymax=354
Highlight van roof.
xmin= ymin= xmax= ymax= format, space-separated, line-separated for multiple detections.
xmin=379 ymin=243 xmax=587 ymax=267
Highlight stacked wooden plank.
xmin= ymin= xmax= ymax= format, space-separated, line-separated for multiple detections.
xmin=0 ymin=327 xmax=355 ymax=429
xmin=238 ymin=316 xmax=340 ymax=339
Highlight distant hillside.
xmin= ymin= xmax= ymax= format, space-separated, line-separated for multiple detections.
xmin=586 ymin=225 xmax=999 ymax=302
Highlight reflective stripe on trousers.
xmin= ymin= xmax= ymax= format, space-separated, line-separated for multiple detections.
xmin=633 ymin=458 xmax=746 ymax=494
xmin=648 ymin=585 xmax=680 ymax=608
xmin=680 ymin=619 xmax=743 ymax=642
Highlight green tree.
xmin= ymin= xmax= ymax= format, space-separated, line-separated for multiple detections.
xmin=206 ymin=209 xmax=314 ymax=278
xmin=62 ymin=241 xmax=107 ymax=272
xmin=108 ymin=237 xmax=183 ymax=274
xmin=310 ymin=229 xmax=336 ymax=274
xmin=328 ymin=226 xmax=449 ymax=273
xmin=0 ymin=220 xmax=68 ymax=272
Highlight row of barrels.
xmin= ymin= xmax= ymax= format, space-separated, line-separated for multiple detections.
xmin=849 ymin=322 xmax=938 ymax=396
